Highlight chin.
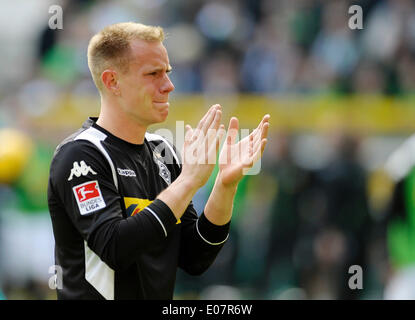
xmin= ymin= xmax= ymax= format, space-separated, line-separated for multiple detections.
xmin=151 ymin=113 xmax=168 ymax=125
xmin=159 ymin=110 xmax=169 ymax=121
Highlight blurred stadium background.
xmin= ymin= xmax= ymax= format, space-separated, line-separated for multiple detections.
xmin=2 ymin=0 xmax=415 ymax=300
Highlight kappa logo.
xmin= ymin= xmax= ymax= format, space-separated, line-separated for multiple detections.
xmin=68 ymin=161 xmax=97 ymax=181
xmin=117 ymin=168 xmax=136 ymax=177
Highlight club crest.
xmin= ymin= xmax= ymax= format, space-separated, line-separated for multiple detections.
xmin=153 ymin=151 xmax=171 ymax=185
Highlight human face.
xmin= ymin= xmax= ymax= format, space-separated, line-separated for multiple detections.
xmin=117 ymin=39 xmax=175 ymax=126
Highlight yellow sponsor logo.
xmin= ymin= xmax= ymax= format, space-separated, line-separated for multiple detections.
xmin=124 ymin=197 xmax=180 ymax=224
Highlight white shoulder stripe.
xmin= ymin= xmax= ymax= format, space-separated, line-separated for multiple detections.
xmin=75 ymin=127 xmax=119 ymax=190
xmin=76 ymin=126 xmax=107 ymax=141
xmin=145 ymin=132 xmax=181 ymax=167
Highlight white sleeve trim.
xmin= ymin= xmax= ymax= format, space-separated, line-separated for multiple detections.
xmin=145 ymin=207 xmax=168 ymax=237
xmin=196 ymin=218 xmax=229 ymax=246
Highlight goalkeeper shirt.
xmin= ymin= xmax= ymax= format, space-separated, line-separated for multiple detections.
xmin=47 ymin=117 xmax=230 ymax=300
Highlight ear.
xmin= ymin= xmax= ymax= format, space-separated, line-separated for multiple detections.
xmin=101 ymin=69 xmax=120 ymax=96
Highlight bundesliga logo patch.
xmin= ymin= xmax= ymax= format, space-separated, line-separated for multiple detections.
xmin=73 ymin=180 xmax=106 ymax=215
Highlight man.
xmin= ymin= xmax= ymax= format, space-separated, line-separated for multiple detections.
xmin=47 ymin=22 xmax=269 ymax=300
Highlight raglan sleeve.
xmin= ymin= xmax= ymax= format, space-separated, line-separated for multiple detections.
xmin=48 ymin=140 xmax=178 ymax=271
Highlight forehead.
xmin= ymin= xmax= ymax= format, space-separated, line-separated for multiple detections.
xmin=128 ymin=39 xmax=170 ymax=69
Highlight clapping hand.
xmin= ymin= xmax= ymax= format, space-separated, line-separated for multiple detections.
xmin=217 ymin=114 xmax=270 ymax=187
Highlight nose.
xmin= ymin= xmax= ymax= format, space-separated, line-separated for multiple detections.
xmin=160 ymin=74 xmax=175 ymax=94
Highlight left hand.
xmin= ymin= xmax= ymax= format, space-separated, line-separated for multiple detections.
xmin=217 ymin=114 xmax=270 ymax=187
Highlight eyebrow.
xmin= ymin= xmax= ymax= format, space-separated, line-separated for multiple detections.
xmin=148 ymin=65 xmax=172 ymax=73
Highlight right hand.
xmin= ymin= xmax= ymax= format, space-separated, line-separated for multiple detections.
xmin=181 ymin=104 xmax=225 ymax=189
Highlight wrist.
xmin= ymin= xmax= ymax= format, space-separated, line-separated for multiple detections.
xmin=215 ymin=173 xmax=238 ymax=193
xmin=174 ymin=174 xmax=200 ymax=194
xmin=204 ymin=173 xmax=237 ymax=226
xmin=157 ymin=173 xmax=200 ymax=221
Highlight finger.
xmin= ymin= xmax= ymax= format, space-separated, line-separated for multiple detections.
xmin=261 ymin=117 xmax=270 ymax=141
xmin=254 ymin=114 xmax=270 ymax=136
xmin=206 ymin=124 xmax=226 ymax=164
xmin=184 ymin=124 xmax=193 ymax=142
xmin=239 ymin=115 xmax=269 ymax=165
xmin=226 ymin=117 xmax=239 ymax=145
xmin=258 ymin=114 xmax=270 ymax=128
xmin=183 ymin=124 xmax=198 ymax=160
xmin=199 ymin=104 xmax=217 ymax=125
xmin=250 ymin=132 xmax=255 ymax=158
xmin=193 ymin=106 xmax=220 ymax=146
xmin=251 ymin=138 xmax=268 ymax=164
xmin=203 ymin=110 xmax=223 ymax=158
xmin=197 ymin=104 xmax=220 ymax=131
xmin=197 ymin=111 xmax=221 ymax=158
xmin=210 ymin=108 xmax=222 ymax=131
xmin=242 ymin=133 xmax=254 ymax=167
xmin=206 ymin=112 xmax=222 ymax=144
xmin=262 ymin=114 xmax=271 ymax=123
xmin=247 ymin=115 xmax=265 ymax=143
xmin=202 ymin=108 xmax=222 ymax=144
xmin=216 ymin=125 xmax=226 ymax=148
xmin=201 ymin=105 xmax=221 ymax=135
xmin=252 ymin=114 xmax=268 ymax=133
xmin=191 ymin=105 xmax=218 ymax=143
xmin=217 ymin=124 xmax=226 ymax=148
xmin=250 ymin=125 xmax=262 ymax=150
xmin=251 ymin=115 xmax=270 ymax=146
xmin=242 ymin=144 xmax=260 ymax=170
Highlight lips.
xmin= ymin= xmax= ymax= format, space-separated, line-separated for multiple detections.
xmin=153 ymin=101 xmax=169 ymax=108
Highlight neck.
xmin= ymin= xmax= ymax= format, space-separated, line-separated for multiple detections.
xmin=96 ymin=97 xmax=147 ymax=145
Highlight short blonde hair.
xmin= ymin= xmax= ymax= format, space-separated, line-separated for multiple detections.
xmin=87 ymin=22 xmax=165 ymax=93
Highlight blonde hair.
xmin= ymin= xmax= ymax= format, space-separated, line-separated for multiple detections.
xmin=87 ymin=22 xmax=165 ymax=93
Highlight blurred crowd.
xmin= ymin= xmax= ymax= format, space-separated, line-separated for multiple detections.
xmin=4 ymin=0 xmax=415 ymax=104
xmin=2 ymin=0 xmax=415 ymax=299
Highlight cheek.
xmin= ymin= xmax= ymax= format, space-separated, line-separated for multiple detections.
xmin=143 ymin=85 xmax=157 ymax=101
xmin=129 ymin=86 xmax=147 ymax=103
xmin=121 ymin=77 xmax=156 ymax=106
